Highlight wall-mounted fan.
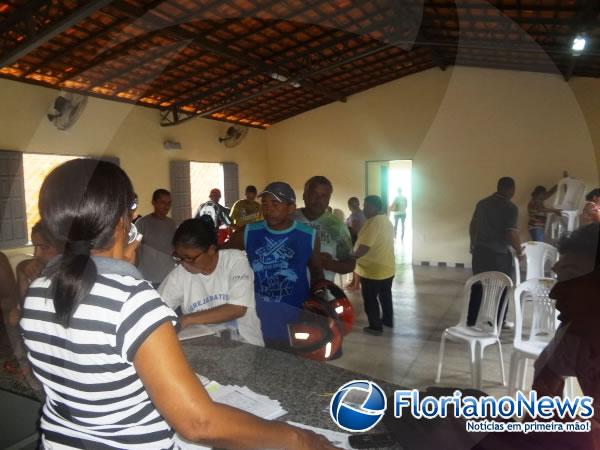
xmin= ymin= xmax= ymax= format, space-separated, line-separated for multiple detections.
xmin=47 ymin=92 xmax=88 ymax=131
xmin=219 ymin=125 xmax=248 ymax=148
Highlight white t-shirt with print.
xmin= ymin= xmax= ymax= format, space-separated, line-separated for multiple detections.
xmin=159 ymin=249 xmax=264 ymax=346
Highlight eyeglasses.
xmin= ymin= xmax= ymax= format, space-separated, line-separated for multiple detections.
xmin=172 ymin=250 xmax=205 ymax=264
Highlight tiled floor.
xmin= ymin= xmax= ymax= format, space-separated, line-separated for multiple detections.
xmin=329 ymin=243 xmax=541 ymax=399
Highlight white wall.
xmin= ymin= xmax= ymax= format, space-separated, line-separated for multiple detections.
xmin=0 ymin=78 xmax=269 ymax=218
xmin=266 ymin=67 xmax=600 ymax=266
xmin=3 ymin=67 xmax=600 ymax=266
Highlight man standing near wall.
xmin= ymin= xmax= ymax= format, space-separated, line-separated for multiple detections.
xmin=294 ymin=176 xmax=355 ymax=282
xmin=136 ymin=189 xmax=177 ymax=288
xmin=468 ymin=177 xmax=522 ymax=327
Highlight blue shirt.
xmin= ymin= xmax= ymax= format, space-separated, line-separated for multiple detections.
xmin=244 ymin=220 xmax=316 ymax=341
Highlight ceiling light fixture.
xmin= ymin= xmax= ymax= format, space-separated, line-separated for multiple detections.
xmin=571 ymin=34 xmax=587 ymax=55
xmin=270 ymin=72 xmax=288 ymax=82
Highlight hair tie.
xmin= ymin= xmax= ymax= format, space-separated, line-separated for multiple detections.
xmin=67 ymin=240 xmax=92 ymax=256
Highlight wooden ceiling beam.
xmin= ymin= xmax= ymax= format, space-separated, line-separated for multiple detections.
xmin=154 ymin=16 xmax=394 ymax=105
xmin=21 ymin=0 xmax=171 ymax=77
xmin=0 ymin=0 xmax=114 ymax=68
xmin=110 ymin=1 xmax=346 ymax=104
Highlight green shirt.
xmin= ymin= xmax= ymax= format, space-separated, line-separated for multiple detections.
xmin=294 ymin=209 xmax=353 ymax=281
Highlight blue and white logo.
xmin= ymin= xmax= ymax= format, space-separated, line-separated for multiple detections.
xmin=330 ymin=380 xmax=388 ymax=432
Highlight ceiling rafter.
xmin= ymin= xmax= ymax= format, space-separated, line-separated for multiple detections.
xmin=20 ymin=0 xmax=172 ymax=77
xmin=1 ymin=0 xmax=600 ymax=128
xmin=0 ymin=0 xmax=114 ymax=67
xmin=109 ymin=0 xmax=346 ymax=104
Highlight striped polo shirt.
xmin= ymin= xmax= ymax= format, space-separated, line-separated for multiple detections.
xmin=20 ymin=257 xmax=177 ymax=449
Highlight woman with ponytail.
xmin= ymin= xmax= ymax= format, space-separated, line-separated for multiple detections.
xmin=20 ymin=159 xmax=338 ymax=450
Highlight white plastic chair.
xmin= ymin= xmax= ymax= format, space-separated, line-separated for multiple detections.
xmin=435 ymin=271 xmax=513 ymax=389
xmin=553 ymin=177 xmax=585 ymax=211
xmin=508 ymin=278 xmax=557 ymax=394
xmin=521 ymin=242 xmax=558 ymax=281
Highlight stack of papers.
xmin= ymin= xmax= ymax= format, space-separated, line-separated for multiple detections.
xmin=206 ymin=381 xmax=287 ymax=420
xmin=178 ymin=375 xmax=349 ymax=449
xmin=177 ymin=324 xmax=227 ymax=341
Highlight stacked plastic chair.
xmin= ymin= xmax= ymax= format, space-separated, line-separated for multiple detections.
xmin=546 ymin=177 xmax=585 ymax=243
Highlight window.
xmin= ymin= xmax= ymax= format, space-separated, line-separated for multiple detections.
xmin=23 ymin=153 xmax=79 ymax=241
xmin=0 ymin=151 xmax=119 ymax=248
xmin=170 ymin=161 xmax=239 ymax=225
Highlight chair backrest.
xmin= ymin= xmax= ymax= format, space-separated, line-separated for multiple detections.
xmin=553 ymin=177 xmax=586 ymax=211
xmin=460 ymin=271 xmax=514 ymax=336
xmin=522 ymin=241 xmax=558 ymax=281
xmin=513 ymin=278 xmax=558 ymax=347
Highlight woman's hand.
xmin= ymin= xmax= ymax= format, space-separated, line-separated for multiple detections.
xmin=123 ymin=238 xmax=141 ymax=264
xmin=21 ymin=259 xmax=44 ymax=282
xmin=294 ymin=429 xmax=343 ymax=450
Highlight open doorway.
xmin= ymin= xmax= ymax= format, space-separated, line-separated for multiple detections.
xmin=365 ymin=160 xmax=412 ymax=263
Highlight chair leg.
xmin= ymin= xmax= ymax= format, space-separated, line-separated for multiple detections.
xmin=521 ymin=360 xmax=528 ymax=392
xmin=476 ymin=342 xmax=485 ymax=390
xmin=468 ymin=341 xmax=479 ymax=389
xmin=564 ymin=377 xmax=575 ymax=399
xmin=508 ymin=352 xmax=519 ymax=395
xmin=496 ymin=341 xmax=506 ymax=386
xmin=435 ymin=333 xmax=447 ymax=384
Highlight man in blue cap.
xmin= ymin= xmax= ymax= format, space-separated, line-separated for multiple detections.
xmin=225 ymin=181 xmax=324 ymax=350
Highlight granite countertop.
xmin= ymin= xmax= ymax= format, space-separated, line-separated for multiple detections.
xmin=181 ymin=335 xmax=404 ymax=449
xmin=1 ymin=334 xmax=405 ymax=449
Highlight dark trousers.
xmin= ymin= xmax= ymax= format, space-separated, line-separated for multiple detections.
xmin=394 ymin=214 xmax=406 ymax=238
xmin=361 ymin=276 xmax=394 ymax=330
xmin=467 ymin=247 xmax=512 ymax=326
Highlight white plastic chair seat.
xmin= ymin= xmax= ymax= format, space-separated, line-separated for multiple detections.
xmin=512 ymin=341 xmax=550 ymax=359
xmin=435 ymin=271 xmax=513 ymax=390
xmin=444 ymin=326 xmax=501 ymax=343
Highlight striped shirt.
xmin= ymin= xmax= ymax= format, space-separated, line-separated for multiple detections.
xmin=20 ymin=257 xmax=177 ymax=449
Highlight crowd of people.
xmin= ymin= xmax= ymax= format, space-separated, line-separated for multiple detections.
xmin=7 ymin=158 xmax=599 ymax=447
xmin=0 ymin=158 xmax=402 ymax=449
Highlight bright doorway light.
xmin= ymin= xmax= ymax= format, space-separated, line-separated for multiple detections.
xmin=388 ymin=160 xmax=412 ymax=263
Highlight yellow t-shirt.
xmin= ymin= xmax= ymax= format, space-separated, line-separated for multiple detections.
xmin=230 ymin=199 xmax=262 ymax=226
xmin=355 ymin=214 xmax=395 ymax=280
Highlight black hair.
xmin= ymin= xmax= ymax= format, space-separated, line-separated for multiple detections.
xmin=305 ymin=175 xmax=333 ymax=191
xmin=39 ymin=159 xmax=134 ymax=327
xmin=585 ymin=188 xmax=600 ymax=202
xmin=558 ymin=223 xmax=600 ymax=270
xmin=497 ymin=177 xmax=515 ymax=192
xmin=364 ymin=195 xmax=383 ymax=213
xmin=173 ymin=217 xmax=217 ymax=251
xmin=531 ymin=185 xmax=546 ymax=198
xmin=31 ymin=220 xmax=57 ymax=247
xmin=245 ymin=185 xmax=257 ymax=194
xmin=152 ymin=188 xmax=170 ymax=202
xmin=348 ymin=197 xmax=359 ymax=206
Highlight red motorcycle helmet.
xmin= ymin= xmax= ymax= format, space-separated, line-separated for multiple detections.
xmin=288 ymin=298 xmax=343 ymax=361
xmin=217 ymin=225 xmax=232 ymax=245
xmin=311 ymin=279 xmax=356 ymax=335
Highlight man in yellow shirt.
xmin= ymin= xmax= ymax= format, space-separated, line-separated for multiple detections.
xmin=230 ymin=185 xmax=262 ymax=229
xmin=354 ymin=195 xmax=396 ymax=335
